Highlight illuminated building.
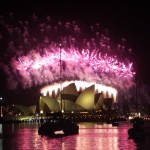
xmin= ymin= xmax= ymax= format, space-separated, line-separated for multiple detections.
xmin=39 ymin=81 xmax=117 ymax=113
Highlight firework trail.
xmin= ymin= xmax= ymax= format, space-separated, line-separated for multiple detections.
xmin=0 ymin=13 xmax=135 ymax=91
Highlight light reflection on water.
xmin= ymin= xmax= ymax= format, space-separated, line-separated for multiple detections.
xmin=0 ymin=122 xmax=149 ymax=150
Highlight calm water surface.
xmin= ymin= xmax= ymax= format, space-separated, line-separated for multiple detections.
xmin=0 ymin=122 xmax=150 ymax=150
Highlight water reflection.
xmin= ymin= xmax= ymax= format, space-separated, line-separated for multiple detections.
xmin=0 ymin=122 xmax=149 ymax=150
xmin=76 ymin=123 xmax=136 ymax=150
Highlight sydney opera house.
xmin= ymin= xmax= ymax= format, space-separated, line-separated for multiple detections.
xmin=2 ymin=80 xmax=117 ymax=121
xmin=3 ymin=80 xmax=117 ymax=117
xmin=39 ymin=80 xmax=117 ymax=114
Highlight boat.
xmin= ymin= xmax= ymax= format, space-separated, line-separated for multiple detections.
xmin=112 ymin=121 xmax=119 ymax=126
xmin=38 ymin=45 xmax=79 ymax=137
xmin=112 ymin=118 xmax=119 ymax=126
xmin=128 ymin=77 xmax=146 ymax=139
xmin=128 ymin=117 xmax=145 ymax=139
xmin=38 ymin=118 xmax=79 ymax=137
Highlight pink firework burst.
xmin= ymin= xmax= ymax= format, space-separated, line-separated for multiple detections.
xmin=0 ymin=14 xmax=135 ymax=90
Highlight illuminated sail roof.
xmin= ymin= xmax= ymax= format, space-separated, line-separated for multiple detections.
xmin=14 ymin=105 xmax=36 ymax=115
xmin=39 ymin=82 xmax=115 ymax=113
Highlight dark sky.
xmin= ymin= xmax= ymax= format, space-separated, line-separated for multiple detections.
xmin=0 ymin=0 xmax=149 ymax=80
xmin=0 ymin=0 xmax=150 ymax=104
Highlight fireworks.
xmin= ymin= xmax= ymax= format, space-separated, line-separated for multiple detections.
xmin=0 ymin=13 xmax=135 ymax=91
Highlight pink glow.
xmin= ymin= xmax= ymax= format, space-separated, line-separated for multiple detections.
xmin=0 ymin=15 xmax=135 ymax=91
xmin=10 ymin=47 xmax=135 ymax=90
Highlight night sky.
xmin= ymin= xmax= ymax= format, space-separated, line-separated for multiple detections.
xmin=0 ymin=0 xmax=150 ymax=105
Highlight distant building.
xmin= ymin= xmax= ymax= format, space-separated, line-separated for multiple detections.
xmin=12 ymin=105 xmax=37 ymax=115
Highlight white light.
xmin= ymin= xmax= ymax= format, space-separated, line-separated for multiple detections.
xmin=128 ymin=116 xmax=133 ymax=120
xmin=138 ymin=112 xmax=141 ymax=117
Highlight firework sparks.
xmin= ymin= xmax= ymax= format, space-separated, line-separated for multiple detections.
xmin=0 ymin=13 xmax=135 ymax=91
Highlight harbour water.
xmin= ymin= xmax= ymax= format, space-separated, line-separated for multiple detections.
xmin=0 ymin=121 xmax=150 ymax=150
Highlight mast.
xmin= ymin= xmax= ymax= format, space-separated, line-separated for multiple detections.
xmin=135 ymin=75 xmax=137 ymax=113
xmin=59 ymin=44 xmax=63 ymax=113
